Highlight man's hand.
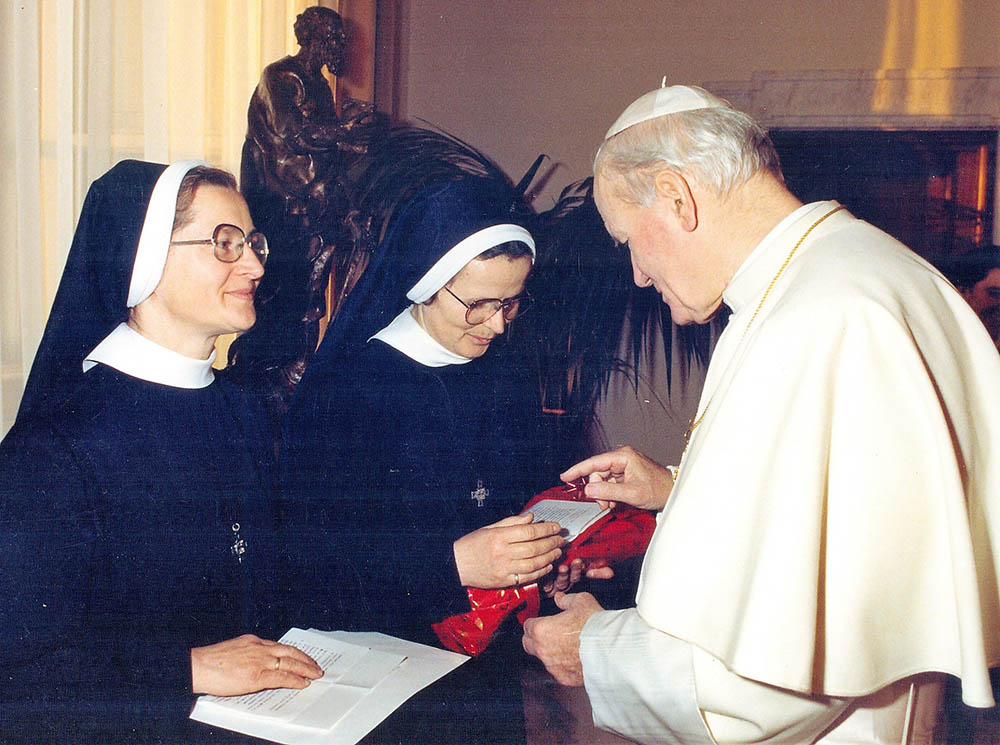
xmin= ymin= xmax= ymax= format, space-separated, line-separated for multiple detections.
xmin=541 ymin=558 xmax=614 ymax=596
xmin=560 ymin=446 xmax=674 ymax=511
xmin=522 ymin=591 xmax=604 ymax=686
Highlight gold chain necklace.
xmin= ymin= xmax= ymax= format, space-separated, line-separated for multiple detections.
xmin=678 ymin=204 xmax=845 ymax=472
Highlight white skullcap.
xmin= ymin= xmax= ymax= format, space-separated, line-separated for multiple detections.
xmin=127 ymin=159 xmax=209 ymax=307
xmin=605 ymin=80 xmax=729 ymax=139
xmin=406 ymin=223 xmax=535 ymax=304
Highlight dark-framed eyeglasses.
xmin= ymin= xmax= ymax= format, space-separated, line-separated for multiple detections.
xmin=443 ymin=286 xmax=533 ymax=325
xmin=170 ymin=223 xmax=269 ymax=266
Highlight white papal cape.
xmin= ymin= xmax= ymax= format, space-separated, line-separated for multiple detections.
xmin=580 ymin=202 xmax=1000 ymax=745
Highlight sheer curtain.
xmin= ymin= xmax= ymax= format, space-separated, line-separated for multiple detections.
xmin=0 ymin=0 xmax=343 ymax=437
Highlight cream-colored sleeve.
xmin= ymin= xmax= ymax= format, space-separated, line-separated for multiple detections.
xmin=580 ymin=608 xmax=854 ymax=745
xmin=692 ymin=645 xmax=853 ymax=744
xmin=580 ymin=608 xmax=715 ymax=745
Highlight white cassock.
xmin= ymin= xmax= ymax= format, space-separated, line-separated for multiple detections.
xmin=579 ymin=201 xmax=1000 ymax=745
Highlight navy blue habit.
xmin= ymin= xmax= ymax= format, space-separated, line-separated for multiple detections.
xmin=0 ymin=161 xmax=280 ymax=744
xmin=282 ymin=179 xmax=550 ymax=745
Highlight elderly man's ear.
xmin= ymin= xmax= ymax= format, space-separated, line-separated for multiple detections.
xmin=654 ymin=170 xmax=698 ymax=232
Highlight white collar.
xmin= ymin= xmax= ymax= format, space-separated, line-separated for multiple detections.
xmin=370 ymin=306 xmax=472 ymax=367
xmin=724 ymin=201 xmax=843 ymax=314
xmin=83 ymin=323 xmax=216 ymax=388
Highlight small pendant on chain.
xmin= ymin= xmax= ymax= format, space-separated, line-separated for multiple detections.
xmin=230 ymin=522 xmax=247 ymax=563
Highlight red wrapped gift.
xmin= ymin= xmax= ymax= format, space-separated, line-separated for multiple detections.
xmin=432 ymin=481 xmax=656 ymax=656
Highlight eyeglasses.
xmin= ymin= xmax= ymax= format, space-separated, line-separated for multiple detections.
xmin=443 ymin=286 xmax=533 ymax=325
xmin=170 ymin=223 xmax=269 ymax=266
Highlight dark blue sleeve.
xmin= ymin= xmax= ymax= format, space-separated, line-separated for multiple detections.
xmin=0 ymin=420 xmax=210 ymax=742
xmin=280 ymin=363 xmax=471 ymax=644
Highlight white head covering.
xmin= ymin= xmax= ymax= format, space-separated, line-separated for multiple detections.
xmin=406 ymin=223 xmax=535 ymax=304
xmin=89 ymin=159 xmax=216 ymax=388
xmin=605 ymin=80 xmax=729 ymax=139
xmin=375 ymin=222 xmax=535 ymax=367
xmin=127 ymin=159 xmax=208 ymax=307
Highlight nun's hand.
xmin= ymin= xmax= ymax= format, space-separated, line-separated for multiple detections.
xmin=191 ymin=634 xmax=323 ymax=697
xmin=453 ymin=513 xmax=564 ymax=590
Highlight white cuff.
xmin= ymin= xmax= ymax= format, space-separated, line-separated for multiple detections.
xmin=580 ymin=608 xmax=715 ymax=745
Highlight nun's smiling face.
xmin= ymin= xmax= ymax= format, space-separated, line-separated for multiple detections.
xmin=415 ymin=254 xmax=531 ymax=359
xmin=143 ymin=185 xmax=264 ymax=358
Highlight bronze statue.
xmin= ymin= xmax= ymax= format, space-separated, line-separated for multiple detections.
xmin=229 ymin=5 xmax=380 ymax=411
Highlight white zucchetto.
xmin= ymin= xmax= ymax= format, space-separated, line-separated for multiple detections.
xmin=605 ymin=82 xmax=729 ymax=139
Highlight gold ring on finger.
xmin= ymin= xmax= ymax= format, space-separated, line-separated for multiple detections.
xmin=514 ymin=572 xmax=520 ymax=586
xmin=275 ymin=657 xmax=281 ymax=671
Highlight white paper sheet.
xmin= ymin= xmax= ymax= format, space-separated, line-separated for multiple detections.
xmin=190 ymin=629 xmax=468 ymax=745
xmin=199 ymin=629 xmax=402 ymax=727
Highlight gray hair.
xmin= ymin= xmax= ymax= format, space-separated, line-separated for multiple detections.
xmin=595 ymin=102 xmax=783 ymax=204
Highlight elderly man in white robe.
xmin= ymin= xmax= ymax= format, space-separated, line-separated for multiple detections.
xmin=522 ymin=83 xmax=1000 ymax=745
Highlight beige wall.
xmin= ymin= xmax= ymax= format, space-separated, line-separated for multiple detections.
xmin=387 ymin=0 xmax=1000 ymax=205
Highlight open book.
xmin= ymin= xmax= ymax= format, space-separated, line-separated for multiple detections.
xmin=523 ymin=498 xmax=610 ymax=542
xmin=190 ymin=628 xmax=468 ymax=745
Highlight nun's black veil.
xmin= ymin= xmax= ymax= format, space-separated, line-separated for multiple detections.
xmin=279 ymin=170 xmax=539 ymax=745
xmin=306 ymin=179 xmax=530 ymax=366
xmin=16 ymin=160 xmax=167 ymax=424
xmin=285 ymin=176 xmax=534 ymax=439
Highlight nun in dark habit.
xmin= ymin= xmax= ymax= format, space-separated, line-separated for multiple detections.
xmin=0 ymin=160 xmax=323 ymax=743
xmin=282 ymin=178 xmax=568 ymax=744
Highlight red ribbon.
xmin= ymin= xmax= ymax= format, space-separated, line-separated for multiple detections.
xmin=432 ymin=483 xmax=656 ymax=655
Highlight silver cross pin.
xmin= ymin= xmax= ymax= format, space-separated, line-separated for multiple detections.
xmin=471 ymin=479 xmax=489 ymax=507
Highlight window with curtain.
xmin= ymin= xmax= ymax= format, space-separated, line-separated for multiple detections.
xmin=0 ymin=0 xmax=363 ymax=437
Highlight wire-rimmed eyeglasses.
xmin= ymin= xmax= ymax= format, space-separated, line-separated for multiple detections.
xmin=170 ymin=223 xmax=269 ymax=266
xmin=443 ymin=286 xmax=532 ymax=325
